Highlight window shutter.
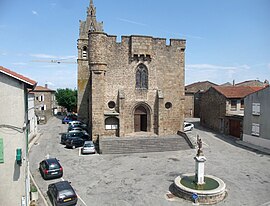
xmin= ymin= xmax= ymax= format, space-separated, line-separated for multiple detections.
xmin=0 ymin=138 xmax=4 ymax=163
xmin=251 ymin=123 xmax=260 ymax=136
xmin=252 ymin=103 xmax=260 ymax=115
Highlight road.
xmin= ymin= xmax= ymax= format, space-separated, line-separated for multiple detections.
xmin=29 ymin=117 xmax=270 ymax=206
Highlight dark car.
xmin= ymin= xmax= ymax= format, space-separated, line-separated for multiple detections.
xmin=39 ymin=158 xmax=63 ymax=180
xmin=47 ymin=181 xmax=77 ymax=206
xmin=68 ymin=123 xmax=88 ymax=133
xmin=65 ymin=137 xmax=85 ymax=149
xmin=62 ymin=131 xmax=90 ymax=145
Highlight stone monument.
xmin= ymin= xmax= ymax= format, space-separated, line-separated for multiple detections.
xmin=194 ymin=135 xmax=206 ymax=185
xmin=172 ymin=135 xmax=227 ymax=204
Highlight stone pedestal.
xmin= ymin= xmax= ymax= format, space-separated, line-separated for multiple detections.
xmin=194 ymin=155 xmax=206 ymax=185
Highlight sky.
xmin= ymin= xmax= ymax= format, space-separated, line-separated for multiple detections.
xmin=0 ymin=0 xmax=269 ymax=89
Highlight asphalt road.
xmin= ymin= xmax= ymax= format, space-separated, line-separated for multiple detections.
xmin=29 ymin=117 xmax=270 ymax=206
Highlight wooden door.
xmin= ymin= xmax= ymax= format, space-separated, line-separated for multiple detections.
xmin=134 ymin=114 xmax=141 ymax=132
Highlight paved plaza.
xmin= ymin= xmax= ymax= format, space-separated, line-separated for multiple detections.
xmin=30 ymin=117 xmax=270 ymax=206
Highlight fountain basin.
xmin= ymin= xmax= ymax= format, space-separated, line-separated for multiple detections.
xmin=173 ymin=173 xmax=227 ymax=204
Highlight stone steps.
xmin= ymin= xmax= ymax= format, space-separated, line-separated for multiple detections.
xmin=99 ymin=135 xmax=191 ymax=154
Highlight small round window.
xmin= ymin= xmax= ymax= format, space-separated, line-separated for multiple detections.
xmin=165 ymin=102 xmax=172 ymax=109
xmin=108 ymin=101 xmax=116 ymax=109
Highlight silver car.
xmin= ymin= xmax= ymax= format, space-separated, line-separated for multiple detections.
xmin=81 ymin=141 xmax=96 ymax=154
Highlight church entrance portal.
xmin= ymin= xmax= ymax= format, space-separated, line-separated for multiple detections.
xmin=134 ymin=105 xmax=148 ymax=132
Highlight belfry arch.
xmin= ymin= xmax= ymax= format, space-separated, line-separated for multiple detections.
xmin=133 ymin=103 xmax=151 ymax=132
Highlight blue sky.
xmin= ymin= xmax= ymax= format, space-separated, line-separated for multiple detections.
xmin=0 ymin=0 xmax=269 ymax=89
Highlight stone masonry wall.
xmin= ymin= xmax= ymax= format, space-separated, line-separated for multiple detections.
xmin=200 ymin=88 xmax=226 ymax=132
xmin=89 ymin=34 xmax=185 ymax=137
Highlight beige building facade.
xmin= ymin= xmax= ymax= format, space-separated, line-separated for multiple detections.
xmin=0 ymin=66 xmax=37 ymax=206
xmin=77 ymin=1 xmax=186 ymax=141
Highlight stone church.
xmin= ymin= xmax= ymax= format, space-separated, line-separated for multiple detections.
xmin=77 ymin=0 xmax=186 ymax=141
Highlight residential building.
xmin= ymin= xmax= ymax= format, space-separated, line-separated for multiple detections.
xmin=200 ymin=86 xmax=264 ymax=138
xmin=235 ymin=79 xmax=268 ymax=87
xmin=28 ymin=93 xmax=38 ymax=141
xmin=243 ymin=86 xmax=270 ymax=149
xmin=0 ymin=66 xmax=37 ymax=206
xmin=184 ymin=81 xmax=217 ymax=117
xmin=32 ymin=84 xmax=56 ymax=124
xmin=77 ymin=0 xmax=186 ymax=141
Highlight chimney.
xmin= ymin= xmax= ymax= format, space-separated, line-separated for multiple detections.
xmin=45 ymin=84 xmax=48 ymax=88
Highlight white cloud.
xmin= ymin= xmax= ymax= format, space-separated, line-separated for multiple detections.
xmin=186 ymin=64 xmax=250 ymax=71
xmin=32 ymin=10 xmax=38 ymax=15
xmin=30 ymin=53 xmax=58 ymax=59
xmin=45 ymin=81 xmax=55 ymax=86
xmin=185 ymin=63 xmax=254 ymax=85
xmin=12 ymin=62 xmax=27 ymax=66
xmin=0 ymin=52 xmax=7 ymax=56
xmin=30 ymin=54 xmax=76 ymax=60
xmin=50 ymin=3 xmax=57 ymax=7
xmin=117 ymin=18 xmax=147 ymax=26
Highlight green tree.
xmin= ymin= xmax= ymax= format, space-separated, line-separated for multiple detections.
xmin=55 ymin=88 xmax=77 ymax=112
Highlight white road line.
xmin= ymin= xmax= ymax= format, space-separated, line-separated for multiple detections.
xmin=29 ymin=172 xmax=49 ymax=206
xmin=76 ymin=193 xmax=88 ymax=206
xmin=60 ymin=177 xmax=87 ymax=206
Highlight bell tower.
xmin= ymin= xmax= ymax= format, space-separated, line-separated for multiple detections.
xmin=77 ymin=0 xmax=103 ymax=124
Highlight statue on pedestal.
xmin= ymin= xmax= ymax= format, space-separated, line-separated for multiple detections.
xmin=196 ymin=135 xmax=203 ymax=156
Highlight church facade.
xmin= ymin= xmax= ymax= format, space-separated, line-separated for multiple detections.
xmin=77 ymin=1 xmax=186 ymax=141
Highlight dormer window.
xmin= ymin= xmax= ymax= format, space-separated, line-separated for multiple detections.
xmin=136 ymin=64 xmax=148 ymax=89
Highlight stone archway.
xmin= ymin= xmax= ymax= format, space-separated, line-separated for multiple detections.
xmin=134 ymin=105 xmax=149 ymax=132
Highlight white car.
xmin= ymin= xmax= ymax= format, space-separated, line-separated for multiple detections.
xmin=81 ymin=141 xmax=96 ymax=154
xmin=184 ymin=122 xmax=194 ymax=132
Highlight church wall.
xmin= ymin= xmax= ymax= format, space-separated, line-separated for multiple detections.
xmin=90 ymin=34 xmax=185 ymax=137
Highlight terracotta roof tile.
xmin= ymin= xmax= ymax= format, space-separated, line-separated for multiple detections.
xmin=33 ymin=85 xmax=55 ymax=92
xmin=0 ymin=66 xmax=37 ymax=87
xmin=213 ymin=86 xmax=265 ymax=98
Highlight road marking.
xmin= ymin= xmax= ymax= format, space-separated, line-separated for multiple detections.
xmin=60 ymin=177 xmax=87 ymax=206
xmin=29 ymin=172 xmax=49 ymax=206
xmin=76 ymin=193 xmax=88 ymax=206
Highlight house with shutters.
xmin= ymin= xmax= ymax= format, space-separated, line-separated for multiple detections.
xmin=200 ymin=86 xmax=264 ymax=138
xmin=243 ymin=86 xmax=270 ymax=149
xmin=0 ymin=66 xmax=37 ymax=206
xmin=31 ymin=84 xmax=56 ymax=124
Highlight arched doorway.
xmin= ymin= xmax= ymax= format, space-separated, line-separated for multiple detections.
xmin=134 ymin=105 xmax=148 ymax=132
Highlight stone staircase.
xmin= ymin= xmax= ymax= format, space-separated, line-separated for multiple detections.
xmin=99 ymin=134 xmax=191 ymax=154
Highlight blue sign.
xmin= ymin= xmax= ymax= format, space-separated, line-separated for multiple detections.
xmin=192 ymin=193 xmax=198 ymax=201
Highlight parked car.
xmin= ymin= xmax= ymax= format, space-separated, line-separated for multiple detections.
xmin=60 ymin=133 xmax=68 ymax=144
xmin=47 ymin=181 xmax=78 ymax=206
xmin=68 ymin=120 xmax=87 ymax=127
xmin=68 ymin=123 xmax=88 ymax=132
xmin=39 ymin=158 xmax=63 ymax=180
xmin=68 ymin=127 xmax=86 ymax=133
xmin=184 ymin=122 xmax=194 ymax=132
xmin=81 ymin=141 xmax=96 ymax=154
xmin=65 ymin=137 xmax=85 ymax=149
xmin=61 ymin=131 xmax=90 ymax=145
xmin=62 ymin=114 xmax=77 ymax=124
xmin=62 ymin=116 xmax=73 ymax=124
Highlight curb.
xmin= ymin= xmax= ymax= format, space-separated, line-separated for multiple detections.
xmin=28 ymin=131 xmax=49 ymax=206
